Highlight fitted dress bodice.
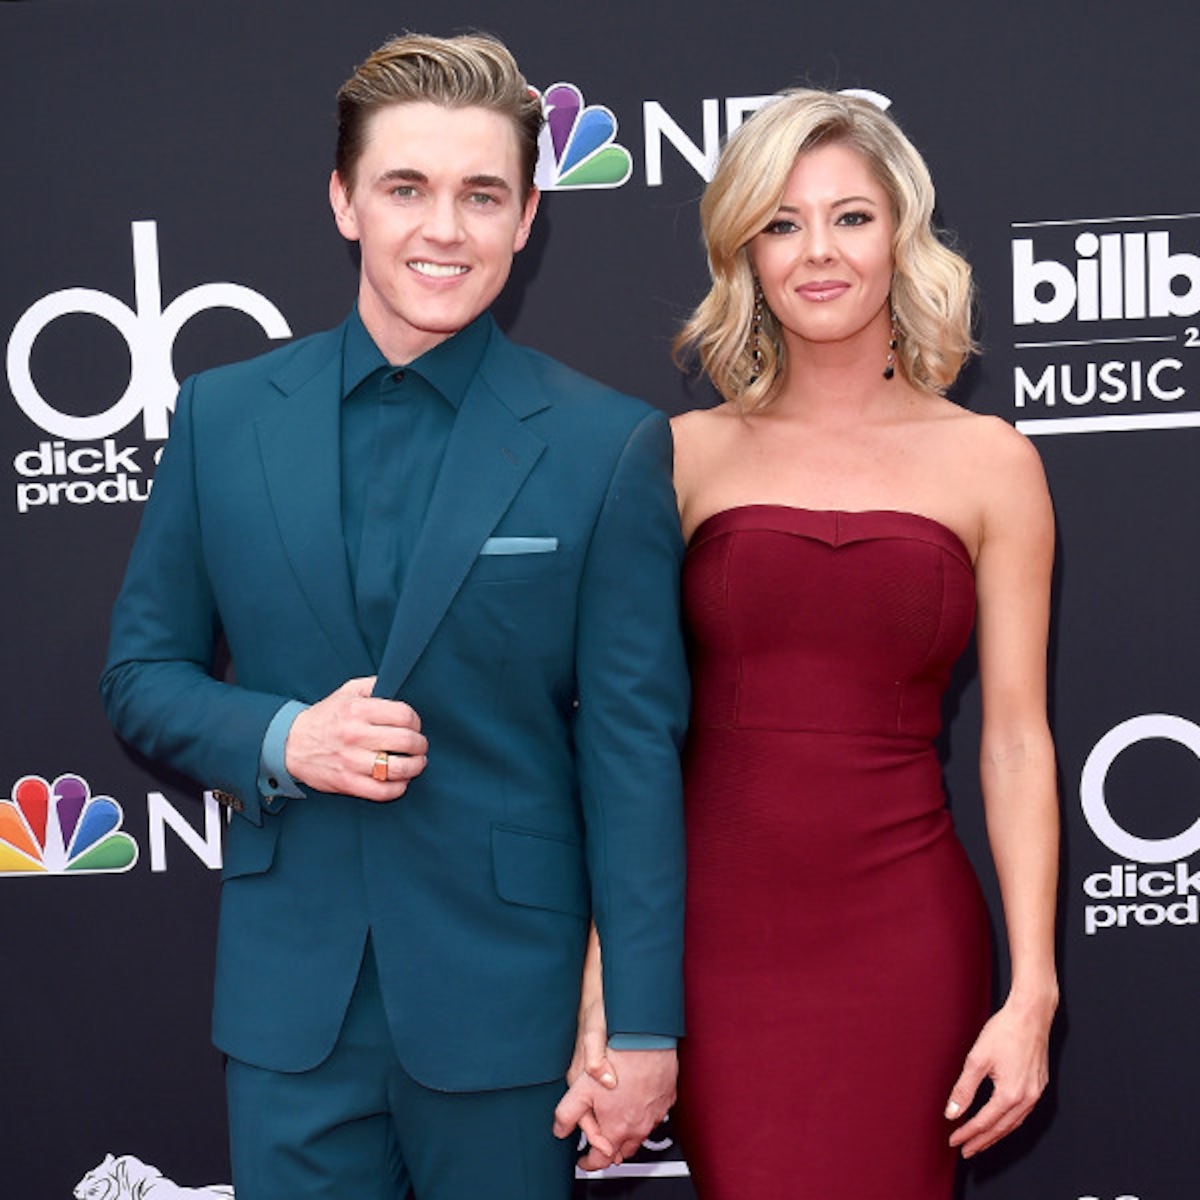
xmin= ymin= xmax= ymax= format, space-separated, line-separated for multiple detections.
xmin=684 ymin=505 xmax=975 ymax=741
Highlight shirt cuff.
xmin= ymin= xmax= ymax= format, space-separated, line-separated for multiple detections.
xmin=606 ymin=1033 xmax=677 ymax=1051
xmin=258 ymin=700 xmax=308 ymax=799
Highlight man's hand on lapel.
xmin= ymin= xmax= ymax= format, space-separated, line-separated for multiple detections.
xmin=284 ymin=677 xmax=428 ymax=801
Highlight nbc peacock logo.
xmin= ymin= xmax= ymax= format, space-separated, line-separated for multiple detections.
xmin=0 ymin=774 xmax=138 ymax=876
xmin=534 ymin=83 xmax=633 ymax=190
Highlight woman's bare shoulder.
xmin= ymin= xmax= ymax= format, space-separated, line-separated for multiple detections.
xmin=671 ymin=402 xmax=741 ymax=433
xmin=671 ymin=403 xmax=743 ymax=459
xmin=922 ymin=400 xmax=1045 ymax=478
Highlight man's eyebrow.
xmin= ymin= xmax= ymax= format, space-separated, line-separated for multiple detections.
xmin=463 ymin=174 xmax=511 ymax=191
xmin=377 ymin=167 xmax=428 ymax=185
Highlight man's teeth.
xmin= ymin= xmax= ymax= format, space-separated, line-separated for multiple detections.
xmin=410 ymin=261 xmax=469 ymax=277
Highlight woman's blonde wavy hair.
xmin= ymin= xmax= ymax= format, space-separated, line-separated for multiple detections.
xmin=675 ymin=89 xmax=976 ymax=408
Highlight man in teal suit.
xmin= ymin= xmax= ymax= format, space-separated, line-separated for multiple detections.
xmin=101 ymin=33 xmax=687 ymax=1200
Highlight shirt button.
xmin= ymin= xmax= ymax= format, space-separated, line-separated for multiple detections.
xmin=391 ymin=369 xmax=405 ymax=383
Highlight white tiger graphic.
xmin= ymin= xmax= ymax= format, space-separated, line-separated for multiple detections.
xmin=73 ymin=1153 xmax=235 ymax=1199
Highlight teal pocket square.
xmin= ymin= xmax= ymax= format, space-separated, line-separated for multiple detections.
xmin=479 ymin=536 xmax=558 ymax=555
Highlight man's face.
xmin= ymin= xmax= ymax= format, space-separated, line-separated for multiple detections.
xmin=330 ymin=102 xmax=539 ymax=364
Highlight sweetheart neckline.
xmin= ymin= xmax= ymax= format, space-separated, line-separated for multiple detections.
xmin=686 ymin=504 xmax=972 ymax=563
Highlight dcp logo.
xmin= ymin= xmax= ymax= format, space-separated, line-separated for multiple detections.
xmin=1081 ymin=714 xmax=1200 ymax=863
xmin=6 ymin=221 xmax=291 ymax=441
xmin=1080 ymin=714 xmax=1200 ymax=935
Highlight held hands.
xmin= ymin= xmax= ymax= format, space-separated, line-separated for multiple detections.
xmin=284 ymin=677 xmax=428 ymax=801
xmin=944 ymin=993 xmax=1056 ymax=1157
xmin=558 ymin=985 xmax=618 ymax=1167
xmin=555 ymin=923 xmax=676 ymax=1170
xmin=554 ymin=1046 xmax=677 ymax=1172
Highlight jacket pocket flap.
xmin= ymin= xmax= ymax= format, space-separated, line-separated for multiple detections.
xmin=491 ymin=823 xmax=588 ymax=917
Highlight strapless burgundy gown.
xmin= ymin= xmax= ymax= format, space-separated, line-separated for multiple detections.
xmin=676 ymin=506 xmax=991 ymax=1199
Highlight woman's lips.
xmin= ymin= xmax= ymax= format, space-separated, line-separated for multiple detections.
xmin=796 ymin=281 xmax=851 ymax=301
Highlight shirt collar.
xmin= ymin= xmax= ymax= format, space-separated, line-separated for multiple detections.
xmin=341 ymin=308 xmax=494 ymax=411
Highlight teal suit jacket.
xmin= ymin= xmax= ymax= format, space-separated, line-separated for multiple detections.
xmin=101 ymin=315 xmax=688 ymax=1089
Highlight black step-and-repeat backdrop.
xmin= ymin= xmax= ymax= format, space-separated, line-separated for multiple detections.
xmin=3 ymin=2 xmax=1196 ymax=1198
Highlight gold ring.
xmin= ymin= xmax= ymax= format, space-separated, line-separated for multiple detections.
xmin=371 ymin=751 xmax=390 ymax=782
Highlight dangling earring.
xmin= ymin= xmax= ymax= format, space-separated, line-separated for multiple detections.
xmin=883 ymin=309 xmax=899 ymax=380
xmin=749 ymin=279 xmax=764 ymax=383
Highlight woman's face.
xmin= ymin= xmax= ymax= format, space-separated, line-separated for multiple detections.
xmin=748 ymin=141 xmax=895 ymax=358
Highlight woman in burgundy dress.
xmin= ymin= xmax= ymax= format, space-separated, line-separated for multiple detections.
xmin=572 ymin=91 xmax=1059 ymax=1198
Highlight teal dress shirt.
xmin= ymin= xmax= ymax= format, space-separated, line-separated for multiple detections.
xmin=258 ymin=309 xmax=488 ymax=795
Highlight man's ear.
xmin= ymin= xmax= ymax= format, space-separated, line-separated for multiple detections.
xmin=329 ymin=170 xmax=359 ymax=242
xmin=513 ymin=186 xmax=540 ymax=253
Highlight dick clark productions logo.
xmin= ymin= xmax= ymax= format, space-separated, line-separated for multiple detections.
xmin=6 ymin=219 xmax=291 ymax=515
xmin=8 ymin=220 xmax=291 ymax=445
xmin=1080 ymin=714 xmax=1200 ymax=935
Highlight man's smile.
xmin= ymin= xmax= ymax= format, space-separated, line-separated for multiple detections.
xmin=409 ymin=260 xmax=470 ymax=278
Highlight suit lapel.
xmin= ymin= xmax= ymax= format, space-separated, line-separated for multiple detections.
xmin=255 ymin=326 xmax=375 ymax=677
xmin=373 ymin=350 xmax=547 ymax=697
